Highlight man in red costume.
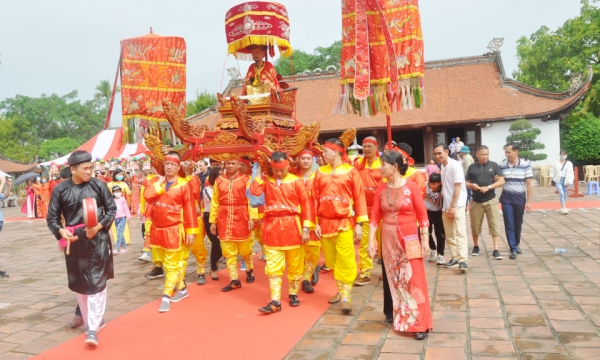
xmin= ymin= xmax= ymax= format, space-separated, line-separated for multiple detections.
xmin=296 ymin=148 xmax=320 ymax=294
xmin=242 ymin=46 xmax=281 ymax=97
xmin=397 ymin=143 xmax=426 ymax=197
xmin=250 ymin=151 xmax=312 ymax=313
xmin=143 ymin=152 xmax=199 ymax=313
xmin=210 ymin=158 xmax=257 ymax=292
xmin=353 ymin=136 xmax=384 ymax=286
xmin=312 ymin=138 xmax=368 ymax=313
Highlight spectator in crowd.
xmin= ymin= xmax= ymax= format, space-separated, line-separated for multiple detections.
xmin=197 ymin=160 xmax=210 ymax=201
xmin=433 ymin=143 xmax=468 ymax=272
xmin=461 ymin=146 xmax=474 ymax=212
xmin=424 ymin=173 xmax=445 ymax=265
xmin=0 ymin=175 xmax=13 ymax=278
xmin=499 ymin=143 xmax=533 ymax=260
xmin=425 ymin=158 xmax=439 ymax=178
xmin=454 ymin=137 xmax=465 ymax=153
xmin=465 ymin=146 xmax=505 ymax=260
xmin=549 ymin=150 xmax=574 ymax=215
xmin=448 ymin=138 xmax=456 ymax=154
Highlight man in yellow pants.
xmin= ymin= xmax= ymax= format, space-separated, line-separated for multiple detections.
xmin=182 ymin=165 xmax=209 ymax=285
xmin=312 ymin=139 xmax=368 ymax=313
xmin=143 ymin=152 xmax=200 ymax=313
xmin=209 ymin=158 xmax=257 ymax=292
xmin=296 ymin=148 xmax=320 ymax=293
xmin=352 ymin=137 xmax=384 ymax=285
xmin=250 ymin=151 xmax=312 ymax=313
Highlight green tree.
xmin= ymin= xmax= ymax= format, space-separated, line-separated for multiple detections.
xmin=505 ymin=119 xmax=548 ymax=162
xmin=0 ymin=90 xmax=103 ymax=145
xmin=38 ymin=137 xmax=80 ymax=161
xmin=0 ymin=115 xmax=38 ymax=163
xmin=94 ymin=79 xmax=113 ymax=110
xmin=186 ymin=89 xmax=217 ymax=117
xmin=562 ymin=113 xmax=600 ymax=164
xmin=513 ymin=0 xmax=600 ymax=122
xmin=275 ymin=41 xmax=342 ymax=76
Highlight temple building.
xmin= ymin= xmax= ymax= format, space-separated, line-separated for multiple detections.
xmin=188 ymin=53 xmax=591 ymax=166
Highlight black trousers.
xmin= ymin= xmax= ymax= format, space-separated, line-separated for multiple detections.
xmin=381 ymin=259 xmax=393 ymax=319
xmin=203 ymin=213 xmax=222 ymax=271
xmin=427 ymin=210 xmax=446 ymax=256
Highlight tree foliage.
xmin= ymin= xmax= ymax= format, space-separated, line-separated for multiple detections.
xmin=0 ymin=91 xmax=104 ymax=146
xmin=513 ymin=0 xmax=600 ymax=122
xmin=275 ymin=41 xmax=342 ymax=76
xmin=38 ymin=137 xmax=80 ymax=162
xmin=0 ymin=115 xmax=38 ymax=163
xmin=562 ymin=113 xmax=600 ymax=164
xmin=505 ymin=119 xmax=548 ymax=162
xmin=186 ymin=89 xmax=217 ymax=117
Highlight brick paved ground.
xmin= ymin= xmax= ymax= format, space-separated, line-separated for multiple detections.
xmin=0 ymin=187 xmax=599 ymax=359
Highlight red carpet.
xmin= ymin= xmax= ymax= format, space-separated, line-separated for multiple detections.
xmin=33 ymin=256 xmax=336 ymax=360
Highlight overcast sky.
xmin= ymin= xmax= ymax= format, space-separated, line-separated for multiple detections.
xmin=0 ymin=0 xmax=582 ymax=127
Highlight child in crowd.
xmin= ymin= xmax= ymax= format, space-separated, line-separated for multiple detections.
xmin=425 ymin=158 xmax=439 ymax=178
xmin=424 ymin=173 xmax=446 ymax=265
xmin=112 ymin=185 xmax=131 ymax=254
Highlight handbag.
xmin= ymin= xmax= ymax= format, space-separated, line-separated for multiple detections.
xmin=550 ymin=162 xmax=566 ymax=186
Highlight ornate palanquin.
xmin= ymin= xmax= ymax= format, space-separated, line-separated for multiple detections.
xmin=143 ymin=2 xmax=355 ymax=173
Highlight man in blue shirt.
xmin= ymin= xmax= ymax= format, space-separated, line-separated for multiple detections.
xmin=0 ymin=175 xmax=13 ymax=278
xmin=499 ymin=143 xmax=533 ymax=260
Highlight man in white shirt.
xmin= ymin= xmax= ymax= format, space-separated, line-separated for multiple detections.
xmin=448 ymin=138 xmax=456 ymax=154
xmin=433 ymin=143 xmax=469 ymax=272
xmin=454 ymin=137 xmax=465 ymax=154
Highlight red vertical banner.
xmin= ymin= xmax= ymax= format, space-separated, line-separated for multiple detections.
xmin=120 ymin=33 xmax=186 ymax=143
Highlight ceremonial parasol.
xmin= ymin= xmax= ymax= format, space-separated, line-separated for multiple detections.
xmin=104 ymin=28 xmax=187 ymax=145
xmin=13 ymin=172 xmax=39 ymax=186
xmin=335 ymin=0 xmax=425 ymax=149
xmin=225 ymin=2 xmax=293 ymax=60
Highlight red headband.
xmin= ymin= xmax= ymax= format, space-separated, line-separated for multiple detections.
xmin=297 ymin=149 xmax=314 ymax=158
xmin=395 ymin=149 xmax=415 ymax=166
xmin=164 ymin=156 xmax=181 ymax=165
xmin=238 ymin=158 xmax=251 ymax=167
xmin=325 ymin=142 xmax=349 ymax=164
xmin=363 ymin=138 xmax=378 ymax=147
xmin=270 ymin=159 xmax=289 ymax=170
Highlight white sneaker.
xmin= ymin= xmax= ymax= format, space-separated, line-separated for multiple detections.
xmin=119 ymin=249 xmax=128 ymax=254
xmin=436 ymin=255 xmax=445 ymax=265
xmin=138 ymin=252 xmax=152 ymax=262
xmin=112 ymin=250 xmax=119 ymax=255
xmin=427 ymin=251 xmax=437 ymax=262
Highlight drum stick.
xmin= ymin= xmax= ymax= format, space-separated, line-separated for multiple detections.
xmin=66 ymin=238 xmax=71 ymax=255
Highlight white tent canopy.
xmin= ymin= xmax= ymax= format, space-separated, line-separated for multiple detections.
xmin=39 ymin=129 xmax=149 ymax=166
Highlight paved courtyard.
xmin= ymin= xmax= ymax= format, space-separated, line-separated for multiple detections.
xmin=0 ymin=187 xmax=599 ymax=359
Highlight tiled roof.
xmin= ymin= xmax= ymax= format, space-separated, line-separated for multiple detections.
xmin=188 ymin=54 xmax=591 ymax=133
xmin=0 ymin=155 xmax=39 ymax=174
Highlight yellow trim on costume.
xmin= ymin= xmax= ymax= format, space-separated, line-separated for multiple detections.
xmin=254 ymin=178 xmax=265 ymax=185
xmin=225 ymin=11 xmax=290 ymax=24
xmin=227 ymin=35 xmax=293 ymax=59
xmin=209 ymin=183 xmax=220 ymax=224
xmin=303 ymin=220 xmax=314 ymax=229
xmin=356 ymin=215 xmax=369 ymax=224
xmin=186 ymin=227 xmax=201 ymax=235
xmin=264 ymin=244 xmax=301 ymax=251
xmin=154 ymin=182 xmax=165 ymax=195
xmin=403 ymin=166 xmax=418 ymax=179
xmin=318 ymin=163 xmax=354 ymax=176
xmin=265 ymin=173 xmax=299 ymax=184
xmin=121 ymin=85 xmax=185 ymax=92
xmin=122 ymin=59 xmax=186 ymax=68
